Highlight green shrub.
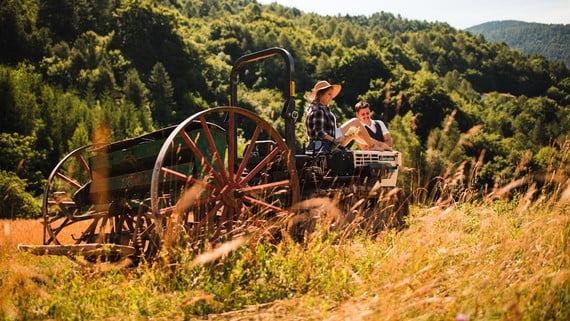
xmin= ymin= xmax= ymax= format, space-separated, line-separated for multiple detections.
xmin=0 ymin=170 xmax=40 ymax=219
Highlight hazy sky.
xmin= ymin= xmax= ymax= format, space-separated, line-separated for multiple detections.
xmin=256 ymin=0 xmax=569 ymax=29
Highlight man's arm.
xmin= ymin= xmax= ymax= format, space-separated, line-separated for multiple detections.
xmin=377 ymin=120 xmax=393 ymax=148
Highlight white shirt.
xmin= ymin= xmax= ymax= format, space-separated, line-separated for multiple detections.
xmin=363 ymin=120 xmax=389 ymax=135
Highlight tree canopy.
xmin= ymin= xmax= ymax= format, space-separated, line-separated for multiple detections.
xmin=0 ymin=0 xmax=568 ymax=217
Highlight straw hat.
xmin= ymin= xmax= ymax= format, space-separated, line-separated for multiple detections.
xmin=309 ymin=80 xmax=342 ymax=101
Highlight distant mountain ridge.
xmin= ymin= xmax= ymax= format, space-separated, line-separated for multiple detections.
xmin=466 ymin=20 xmax=570 ymax=67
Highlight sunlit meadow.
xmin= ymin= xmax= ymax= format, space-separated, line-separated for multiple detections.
xmin=1 ymin=171 xmax=568 ymax=320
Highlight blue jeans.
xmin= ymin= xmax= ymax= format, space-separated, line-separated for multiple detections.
xmin=306 ymin=140 xmax=332 ymax=154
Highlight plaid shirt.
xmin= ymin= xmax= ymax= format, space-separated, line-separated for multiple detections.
xmin=305 ymin=102 xmax=337 ymax=141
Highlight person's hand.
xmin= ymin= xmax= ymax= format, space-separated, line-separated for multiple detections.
xmin=345 ymin=127 xmax=359 ymax=137
xmin=370 ymin=142 xmax=392 ymax=151
xmin=382 ymin=143 xmax=393 ymax=151
xmin=377 ymin=142 xmax=392 ymax=151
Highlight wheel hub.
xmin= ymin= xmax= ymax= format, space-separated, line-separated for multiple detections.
xmin=220 ymin=183 xmax=244 ymax=209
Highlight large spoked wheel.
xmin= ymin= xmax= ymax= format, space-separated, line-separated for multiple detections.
xmin=150 ymin=106 xmax=300 ymax=252
xmin=40 ymin=143 xmax=147 ymax=262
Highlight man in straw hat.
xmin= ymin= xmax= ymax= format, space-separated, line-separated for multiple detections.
xmin=304 ymin=80 xmax=384 ymax=152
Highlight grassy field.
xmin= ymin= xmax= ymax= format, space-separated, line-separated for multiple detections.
xmin=1 ymin=181 xmax=569 ymax=320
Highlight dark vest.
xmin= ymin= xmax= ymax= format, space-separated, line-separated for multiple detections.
xmin=364 ymin=120 xmax=385 ymax=142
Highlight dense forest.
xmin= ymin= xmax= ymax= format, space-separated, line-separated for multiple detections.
xmin=467 ymin=20 xmax=570 ymax=67
xmin=0 ymin=0 xmax=569 ymax=218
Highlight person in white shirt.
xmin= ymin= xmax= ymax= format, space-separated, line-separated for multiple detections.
xmin=351 ymin=100 xmax=392 ymax=151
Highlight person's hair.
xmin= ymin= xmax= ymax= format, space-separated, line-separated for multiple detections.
xmin=355 ymin=101 xmax=370 ymax=111
xmin=311 ymin=88 xmax=328 ymax=103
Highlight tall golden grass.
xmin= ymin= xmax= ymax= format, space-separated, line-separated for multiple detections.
xmin=1 ymin=176 xmax=568 ymax=320
xmin=0 ymin=218 xmax=43 ymax=250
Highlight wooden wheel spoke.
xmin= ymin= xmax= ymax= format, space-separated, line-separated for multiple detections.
xmin=199 ymin=115 xmax=229 ymax=182
xmin=74 ymin=153 xmax=91 ymax=174
xmin=161 ymin=167 xmax=217 ymax=191
xmin=220 ymin=204 xmax=231 ymax=222
xmin=179 ymin=131 xmax=225 ymax=186
xmin=192 ymin=193 xmax=223 ymax=206
xmin=138 ymin=221 xmax=155 ymax=239
xmin=46 ymin=217 xmax=72 ymax=244
xmin=240 ymin=147 xmax=282 ymax=185
xmin=115 ymin=214 xmax=127 ymax=234
xmin=124 ymin=215 xmax=135 ymax=231
xmin=48 ymin=202 xmax=76 ymax=220
xmin=96 ymin=216 xmax=108 ymax=243
xmin=227 ymin=109 xmax=236 ymax=181
xmin=47 ymin=210 xmax=69 ymax=224
xmin=195 ymin=201 xmax=224 ymax=231
xmin=240 ymin=179 xmax=291 ymax=193
xmin=178 ymin=193 xmax=223 ymax=210
xmin=236 ymin=125 xmax=262 ymax=178
xmin=243 ymin=195 xmax=286 ymax=213
xmin=56 ymin=172 xmax=82 ymax=189
xmin=221 ymin=204 xmax=241 ymax=235
xmin=159 ymin=205 xmax=175 ymax=216
xmin=159 ymin=192 xmax=223 ymax=216
xmin=47 ymin=200 xmax=76 ymax=207
xmin=75 ymin=217 xmax=100 ymax=244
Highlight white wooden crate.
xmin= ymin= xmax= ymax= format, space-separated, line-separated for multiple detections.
xmin=352 ymin=150 xmax=402 ymax=187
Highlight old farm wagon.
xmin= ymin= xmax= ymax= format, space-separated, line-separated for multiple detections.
xmin=19 ymin=48 xmax=407 ymax=264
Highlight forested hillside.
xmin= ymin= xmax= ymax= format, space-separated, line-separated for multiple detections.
xmin=1 ymin=0 xmax=569 ymax=218
xmin=467 ymin=20 xmax=570 ymax=67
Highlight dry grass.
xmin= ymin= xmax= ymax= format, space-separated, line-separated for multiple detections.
xmin=0 ymin=218 xmax=93 ymax=251
xmin=214 ymin=182 xmax=569 ymax=321
xmin=0 ymin=218 xmax=44 ymax=251
xmin=1 ymin=178 xmax=568 ymax=320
